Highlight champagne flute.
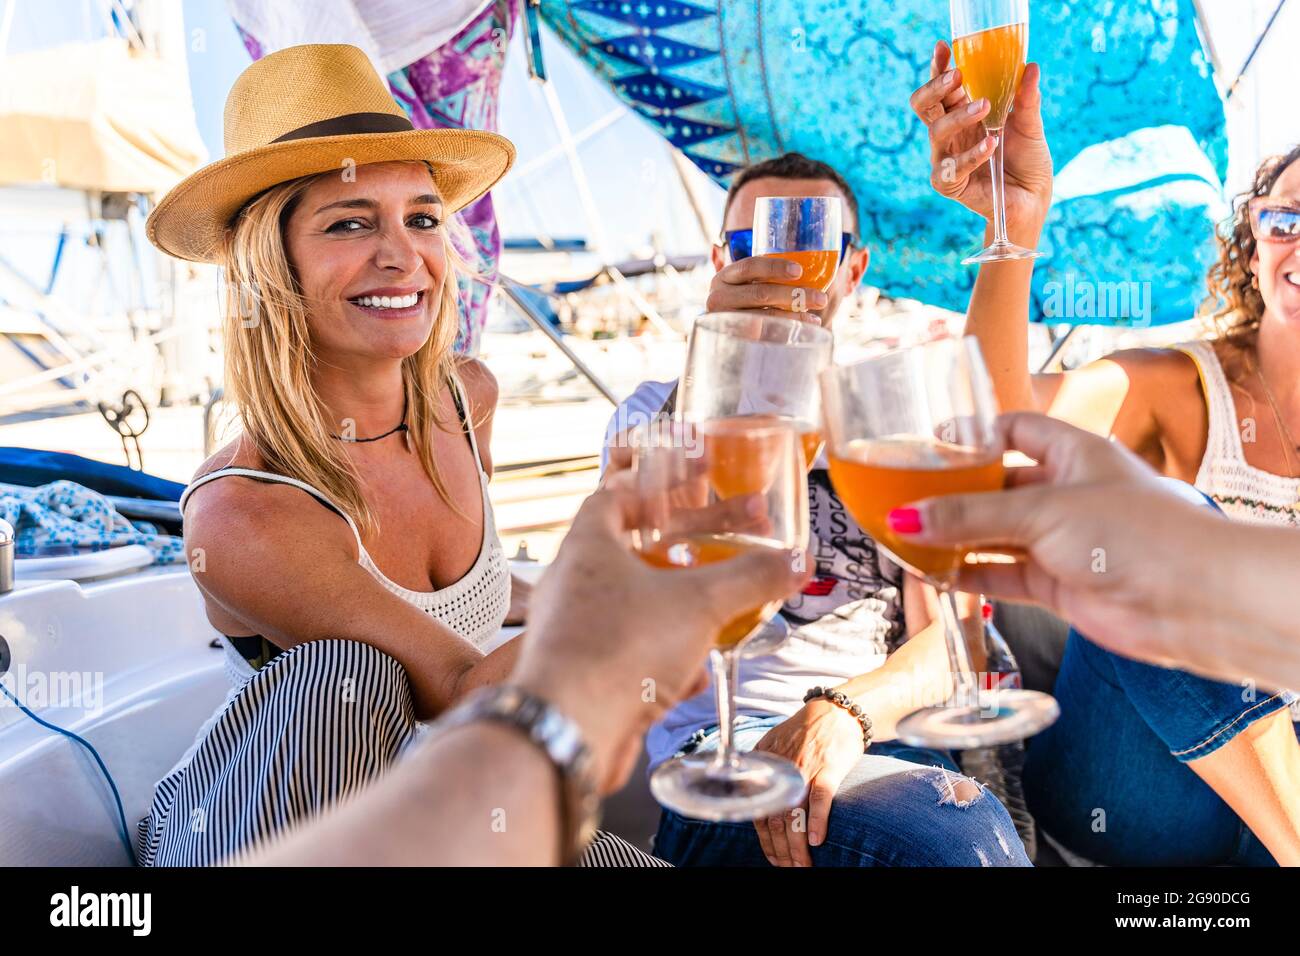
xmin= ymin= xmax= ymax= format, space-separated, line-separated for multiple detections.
xmin=633 ymin=417 xmax=809 ymax=822
xmin=679 ymin=312 xmax=833 ymax=474
xmin=820 ymin=337 xmax=1058 ymax=747
xmin=752 ymin=196 xmax=844 ymax=293
xmin=950 ymin=0 xmax=1043 ymax=264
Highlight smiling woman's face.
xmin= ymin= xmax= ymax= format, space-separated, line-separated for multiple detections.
xmin=284 ymin=161 xmax=448 ymax=363
xmin=1252 ymin=158 xmax=1300 ymax=328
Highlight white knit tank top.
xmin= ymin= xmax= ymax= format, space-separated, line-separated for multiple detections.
xmin=1176 ymin=339 xmax=1300 ymax=527
xmin=181 ymin=394 xmax=511 ymax=674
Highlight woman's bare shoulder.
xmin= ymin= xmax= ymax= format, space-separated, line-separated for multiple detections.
xmin=191 ymin=435 xmax=265 ymax=482
xmin=1101 ymin=345 xmax=1203 ymax=396
xmin=455 ymin=356 xmax=499 ymax=415
xmin=184 ymin=439 xmax=350 ymax=554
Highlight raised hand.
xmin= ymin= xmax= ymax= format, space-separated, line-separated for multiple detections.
xmin=910 ymin=40 xmax=1053 ymax=233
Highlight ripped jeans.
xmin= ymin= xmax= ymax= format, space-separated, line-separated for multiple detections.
xmin=651 ymin=715 xmax=1031 ymax=866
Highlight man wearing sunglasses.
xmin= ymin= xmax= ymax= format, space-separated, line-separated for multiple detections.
xmin=707 ymin=155 xmax=870 ymax=331
xmin=601 ymin=153 xmax=870 ymax=464
xmin=601 ymin=153 xmax=1030 ymax=869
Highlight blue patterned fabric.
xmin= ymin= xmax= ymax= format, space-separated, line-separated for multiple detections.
xmin=0 ymin=481 xmax=185 ymax=564
xmin=541 ymin=0 xmax=1229 ymax=327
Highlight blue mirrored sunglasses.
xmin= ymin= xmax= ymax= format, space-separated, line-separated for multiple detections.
xmin=723 ymin=228 xmax=854 ymax=264
xmin=1248 ymin=198 xmax=1300 ymax=244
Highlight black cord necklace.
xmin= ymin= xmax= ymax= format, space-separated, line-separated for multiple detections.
xmin=330 ymin=395 xmax=409 ymax=444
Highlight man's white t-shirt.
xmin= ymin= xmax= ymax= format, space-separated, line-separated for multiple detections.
xmin=603 ymin=379 xmax=908 ymax=769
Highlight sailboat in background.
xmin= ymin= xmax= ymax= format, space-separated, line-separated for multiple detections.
xmin=0 ymin=0 xmax=209 ymax=420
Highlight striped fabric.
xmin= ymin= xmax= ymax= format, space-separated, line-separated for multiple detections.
xmin=140 ymin=375 xmax=668 ymax=866
xmin=136 ymin=638 xmax=667 ymax=867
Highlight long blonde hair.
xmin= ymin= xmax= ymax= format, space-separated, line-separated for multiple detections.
xmin=218 ymin=162 xmax=467 ymax=535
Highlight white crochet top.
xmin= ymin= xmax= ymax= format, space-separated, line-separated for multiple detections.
xmin=181 ymin=396 xmax=511 ymax=661
xmin=1176 ymin=339 xmax=1300 ymax=527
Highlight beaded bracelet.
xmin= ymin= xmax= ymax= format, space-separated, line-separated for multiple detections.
xmin=803 ymin=686 xmax=873 ymax=750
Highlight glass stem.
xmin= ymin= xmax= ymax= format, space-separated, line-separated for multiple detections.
xmin=709 ymin=648 xmax=742 ymax=772
xmin=987 ymin=126 xmax=1009 ymax=246
xmin=936 ymin=582 xmax=978 ymax=709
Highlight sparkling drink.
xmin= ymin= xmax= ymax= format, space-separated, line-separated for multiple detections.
xmin=638 ymin=532 xmax=782 ymax=647
xmin=949 ymin=0 xmax=1040 ymax=264
xmin=797 ymin=423 xmax=824 ymax=471
xmin=827 ymin=436 xmax=1005 ymax=576
xmin=701 ymin=416 xmax=790 ymax=498
xmin=952 ymin=22 xmax=1027 ymax=129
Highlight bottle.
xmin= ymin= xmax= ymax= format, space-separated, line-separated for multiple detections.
xmin=958 ymin=600 xmax=1037 ymax=861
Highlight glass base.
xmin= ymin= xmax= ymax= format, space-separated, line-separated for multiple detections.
xmin=961 ymin=240 xmax=1044 ymax=265
xmin=649 ymin=750 xmax=807 ymax=822
xmin=896 ymin=689 xmax=1059 ymax=749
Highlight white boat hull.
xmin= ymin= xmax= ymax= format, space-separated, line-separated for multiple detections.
xmin=0 ymin=568 xmax=228 ymax=866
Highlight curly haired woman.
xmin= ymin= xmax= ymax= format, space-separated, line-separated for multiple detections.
xmin=909 ymin=42 xmax=1300 ymax=866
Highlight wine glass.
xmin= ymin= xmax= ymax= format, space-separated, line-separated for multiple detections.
xmin=679 ymin=311 xmax=833 ymax=475
xmin=820 ymin=336 xmax=1058 ymax=747
xmin=950 ymin=0 xmax=1043 ymax=264
xmin=752 ymin=196 xmax=844 ymax=293
xmin=633 ymin=417 xmax=809 ymax=821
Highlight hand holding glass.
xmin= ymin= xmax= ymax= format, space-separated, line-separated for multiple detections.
xmin=950 ymin=0 xmax=1042 ymax=264
xmin=633 ymin=418 xmax=809 ymax=821
xmin=820 ymin=337 xmax=1058 ymax=748
xmin=752 ymin=196 xmax=843 ymax=293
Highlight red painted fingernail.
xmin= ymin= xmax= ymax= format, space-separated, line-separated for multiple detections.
xmin=887 ymin=507 xmax=923 ymax=534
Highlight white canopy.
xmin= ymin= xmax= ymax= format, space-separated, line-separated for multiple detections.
xmin=226 ymin=0 xmax=489 ymax=77
xmin=0 ymin=37 xmax=206 ymax=195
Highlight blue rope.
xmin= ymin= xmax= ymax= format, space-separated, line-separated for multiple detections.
xmin=1226 ymin=0 xmax=1289 ymax=100
xmin=0 ymin=681 xmax=137 ymax=865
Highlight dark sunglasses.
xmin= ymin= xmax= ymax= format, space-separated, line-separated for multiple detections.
xmin=1248 ymin=197 xmax=1300 ymax=244
xmin=723 ymin=228 xmax=854 ymax=264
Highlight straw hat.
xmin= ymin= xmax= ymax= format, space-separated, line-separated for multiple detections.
xmin=146 ymin=43 xmax=515 ymax=263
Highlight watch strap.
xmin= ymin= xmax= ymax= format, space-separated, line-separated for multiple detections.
xmin=431 ymin=684 xmax=600 ymax=865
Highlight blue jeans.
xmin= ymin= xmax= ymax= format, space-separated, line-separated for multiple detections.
xmin=652 ymin=715 xmax=1032 ymax=867
xmin=1023 ymin=480 xmax=1297 ymax=866
xmin=1024 ymin=629 xmax=1297 ymax=866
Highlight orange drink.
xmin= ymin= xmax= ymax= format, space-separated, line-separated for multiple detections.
xmin=828 ymin=437 xmax=1005 ymax=576
xmin=795 ymin=423 xmax=823 ymax=471
xmin=952 ymin=22 xmax=1027 ymax=129
xmin=701 ymin=416 xmax=790 ymax=499
xmin=762 ymin=249 xmax=839 ymax=292
xmin=639 ymin=533 xmax=780 ymax=647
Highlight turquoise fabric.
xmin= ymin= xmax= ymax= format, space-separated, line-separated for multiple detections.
xmin=541 ymin=0 xmax=1229 ymax=327
xmin=0 ymin=481 xmax=184 ymax=564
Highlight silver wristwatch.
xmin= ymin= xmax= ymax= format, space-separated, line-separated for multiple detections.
xmin=432 ymin=684 xmax=600 ymax=864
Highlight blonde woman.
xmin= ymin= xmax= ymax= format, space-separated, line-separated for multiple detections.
xmin=909 ymin=44 xmax=1300 ymax=866
xmin=136 ymin=44 xmax=662 ymax=867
